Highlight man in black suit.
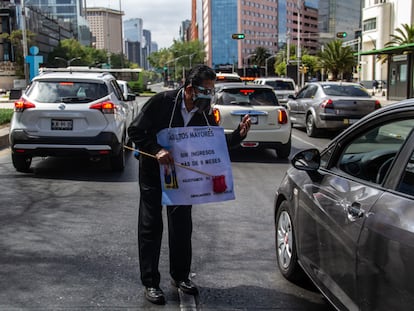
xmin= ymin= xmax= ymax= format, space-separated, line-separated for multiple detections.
xmin=128 ymin=64 xmax=251 ymax=305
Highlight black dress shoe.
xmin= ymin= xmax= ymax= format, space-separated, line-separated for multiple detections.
xmin=171 ymin=279 xmax=199 ymax=295
xmin=144 ymin=287 xmax=166 ymax=305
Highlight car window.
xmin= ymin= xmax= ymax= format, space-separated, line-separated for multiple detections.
xmin=219 ymin=88 xmax=278 ymax=106
xmin=336 ymin=119 xmax=413 ymax=183
xmin=265 ymin=80 xmax=295 ymax=90
xmin=322 ymin=84 xmax=370 ymax=97
xmin=296 ymin=86 xmax=309 ymax=99
xmin=398 ymin=151 xmax=414 ymax=196
xmin=27 ymin=81 xmax=108 ymax=103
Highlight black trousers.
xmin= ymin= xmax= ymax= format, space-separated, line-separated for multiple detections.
xmin=138 ymin=173 xmax=192 ymax=287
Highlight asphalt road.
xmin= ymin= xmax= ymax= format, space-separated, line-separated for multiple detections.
xmin=0 ymin=128 xmax=335 ymax=310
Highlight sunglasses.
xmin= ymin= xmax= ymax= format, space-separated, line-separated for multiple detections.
xmin=193 ymin=85 xmax=215 ymax=96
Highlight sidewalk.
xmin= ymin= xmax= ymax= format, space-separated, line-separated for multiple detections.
xmin=0 ymin=95 xmax=400 ymax=151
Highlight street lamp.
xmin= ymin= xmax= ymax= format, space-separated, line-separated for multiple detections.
xmin=243 ymin=53 xmax=256 ymax=77
xmin=55 ymin=56 xmax=81 ymax=67
xmin=265 ymin=54 xmax=278 ymax=77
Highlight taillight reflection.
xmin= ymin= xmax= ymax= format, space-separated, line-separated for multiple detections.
xmin=14 ymin=98 xmax=36 ymax=112
xmin=90 ymin=101 xmax=115 ymax=114
xmin=375 ymin=100 xmax=381 ymax=109
xmin=213 ymin=108 xmax=221 ymax=124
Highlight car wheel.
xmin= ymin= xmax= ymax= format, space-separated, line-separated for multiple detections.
xmin=276 ymin=201 xmax=305 ymax=282
xmin=306 ymin=114 xmax=318 ymax=137
xmin=275 ymin=138 xmax=291 ymax=159
xmin=12 ymin=153 xmax=32 ymax=172
xmin=110 ymin=142 xmax=125 ymax=171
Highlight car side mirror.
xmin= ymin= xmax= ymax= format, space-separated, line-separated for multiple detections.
xmin=127 ymin=94 xmax=136 ymax=101
xmin=292 ymin=149 xmax=320 ymax=171
xmin=288 ymin=94 xmax=295 ymax=99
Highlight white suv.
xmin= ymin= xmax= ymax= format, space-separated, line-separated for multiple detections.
xmin=254 ymin=77 xmax=296 ymax=106
xmin=9 ymin=71 xmax=130 ymax=172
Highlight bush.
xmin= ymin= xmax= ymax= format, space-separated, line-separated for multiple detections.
xmin=0 ymin=109 xmax=13 ymax=125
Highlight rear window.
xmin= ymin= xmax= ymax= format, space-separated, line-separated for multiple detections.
xmin=322 ymin=84 xmax=370 ymax=97
xmin=218 ymin=88 xmax=279 ymax=106
xmin=27 ymin=81 xmax=108 ymax=103
xmin=265 ymin=80 xmax=295 ymax=90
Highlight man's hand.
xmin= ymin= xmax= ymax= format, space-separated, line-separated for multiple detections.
xmin=239 ymin=114 xmax=251 ymax=137
xmin=155 ymin=148 xmax=174 ymax=165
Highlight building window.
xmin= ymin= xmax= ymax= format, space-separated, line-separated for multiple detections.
xmin=363 ymin=18 xmax=377 ymax=31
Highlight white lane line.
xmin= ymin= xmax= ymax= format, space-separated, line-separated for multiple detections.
xmin=292 ymin=132 xmax=318 ymax=148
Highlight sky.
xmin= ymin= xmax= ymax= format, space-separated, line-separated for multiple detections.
xmin=88 ymin=0 xmax=191 ymax=49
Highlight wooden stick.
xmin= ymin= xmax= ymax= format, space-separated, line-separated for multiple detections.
xmin=124 ymin=145 xmax=214 ymax=177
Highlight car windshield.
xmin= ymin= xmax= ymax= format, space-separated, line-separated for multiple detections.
xmin=27 ymin=81 xmax=108 ymax=103
xmin=322 ymin=84 xmax=370 ymax=97
xmin=219 ymin=88 xmax=278 ymax=106
xmin=266 ymin=81 xmax=295 ymax=90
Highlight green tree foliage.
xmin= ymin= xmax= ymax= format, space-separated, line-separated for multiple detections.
xmin=385 ymin=23 xmax=414 ymax=46
xmin=0 ymin=29 xmax=36 ymax=77
xmin=147 ymin=40 xmax=205 ymax=81
xmin=252 ymin=46 xmax=271 ymax=67
xmin=319 ymin=39 xmax=355 ymax=80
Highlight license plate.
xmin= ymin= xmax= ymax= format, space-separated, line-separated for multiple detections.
xmin=245 ymin=115 xmax=258 ymax=124
xmin=344 ymin=119 xmax=358 ymax=125
xmin=51 ymin=119 xmax=73 ymax=130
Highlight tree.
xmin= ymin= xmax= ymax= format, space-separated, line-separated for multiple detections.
xmin=0 ymin=29 xmax=36 ymax=77
xmin=252 ymin=46 xmax=271 ymax=67
xmin=385 ymin=23 xmax=414 ymax=46
xmin=318 ymin=39 xmax=355 ymax=81
xmin=147 ymin=40 xmax=206 ymax=81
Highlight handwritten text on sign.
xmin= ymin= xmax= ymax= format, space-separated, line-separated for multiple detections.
xmin=157 ymin=126 xmax=235 ymax=205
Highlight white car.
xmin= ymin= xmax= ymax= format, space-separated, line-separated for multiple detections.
xmin=211 ymin=83 xmax=292 ymax=158
xmin=117 ymin=79 xmax=138 ymax=121
xmin=253 ymin=77 xmax=296 ymax=106
xmin=9 ymin=71 xmax=131 ymax=172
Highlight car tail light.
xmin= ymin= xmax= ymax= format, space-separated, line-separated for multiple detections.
xmin=278 ymin=110 xmax=288 ymax=124
xmin=375 ymin=100 xmax=381 ymax=109
xmin=213 ymin=108 xmax=221 ymax=124
xmin=14 ymin=98 xmax=36 ymax=112
xmin=90 ymin=101 xmax=115 ymax=114
xmin=320 ymin=99 xmax=333 ymax=109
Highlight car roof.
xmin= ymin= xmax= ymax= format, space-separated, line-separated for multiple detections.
xmin=308 ymin=81 xmax=364 ymax=86
xmin=215 ymin=82 xmax=274 ymax=91
xmin=255 ymin=77 xmax=295 ymax=82
xmin=34 ymin=71 xmax=115 ymax=82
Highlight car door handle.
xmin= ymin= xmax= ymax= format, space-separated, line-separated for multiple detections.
xmin=347 ymin=202 xmax=364 ymax=220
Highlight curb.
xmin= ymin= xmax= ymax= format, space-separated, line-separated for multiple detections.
xmin=0 ymin=127 xmax=9 ymax=150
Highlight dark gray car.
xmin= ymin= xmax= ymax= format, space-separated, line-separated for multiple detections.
xmin=274 ymin=99 xmax=414 ymax=310
xmin=287 ymin=82 xmax=381 ymax=137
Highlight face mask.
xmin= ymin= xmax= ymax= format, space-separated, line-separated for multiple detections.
xmin=192 ymin=93 xmax=212 ymax=114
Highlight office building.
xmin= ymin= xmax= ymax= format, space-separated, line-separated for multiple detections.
xmin=86 ymin=7 xmax=123 ymax=54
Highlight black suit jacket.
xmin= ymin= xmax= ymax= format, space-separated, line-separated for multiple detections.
xmin=128 ymin=88 xmax=244 ymax=185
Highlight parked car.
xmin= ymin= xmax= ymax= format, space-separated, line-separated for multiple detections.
xmin=287 ymin=81 xmax=381 ymax=137
xmin=274 ymin=99 xmax=414 ymax=310
xmin=253 ymin=77 xmax=296 ymax=106
xmin=9 ymin=71 xmax=131 ymax=172
xmin=211 ymin=83 xmax=291 ymax=158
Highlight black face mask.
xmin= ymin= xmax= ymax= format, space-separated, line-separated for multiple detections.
xmin=193 ymin=93 xmax=213 ymax=114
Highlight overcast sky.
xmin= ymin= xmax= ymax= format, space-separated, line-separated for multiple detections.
xmin=87 ymin=0 xmax=191 ymax=49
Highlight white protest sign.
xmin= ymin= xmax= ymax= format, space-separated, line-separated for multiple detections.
xmin=157 ymin=126 xmax=235 ymax=205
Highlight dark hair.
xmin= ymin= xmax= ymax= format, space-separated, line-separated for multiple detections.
xmin=184 ymin=64 xmax=216 ymax=88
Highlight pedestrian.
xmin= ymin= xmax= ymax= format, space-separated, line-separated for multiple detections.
xmin=127 ymin=64 xmax=251 ymax=305
xmin=373 ymin=80 xmax=379 ymax=94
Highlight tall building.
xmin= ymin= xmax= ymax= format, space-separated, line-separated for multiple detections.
xmin=124 ymin=18 xmax=143 ymax=66
xmin=318 ymin=0 xmax=362 ymax=40
xmin=86 ymin=7 xmax=123 ymax=54
xmin=25 ymin=0 xmax=90 ymax=44
xmin=142 ymin=29 xmax=151 ymax=69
